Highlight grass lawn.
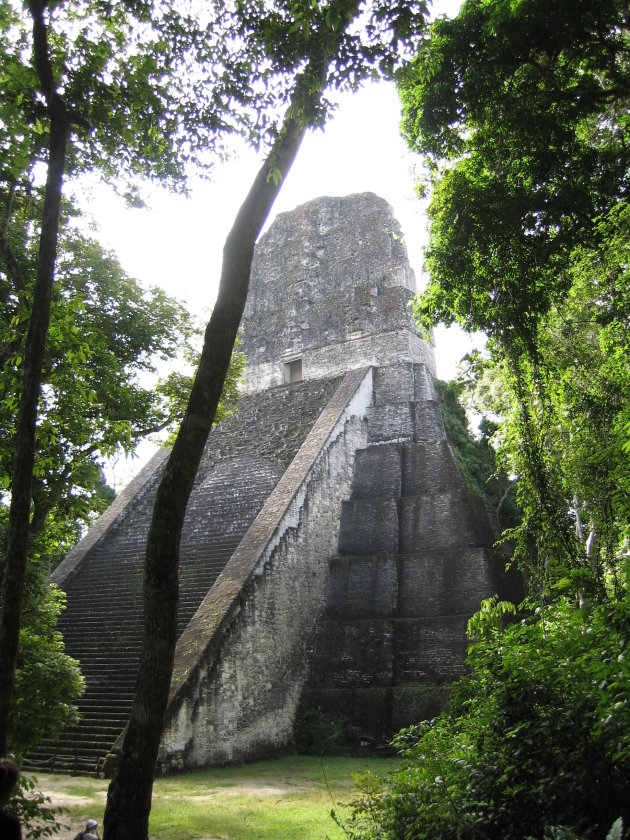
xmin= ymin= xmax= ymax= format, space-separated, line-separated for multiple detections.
xmin=33 ymin=755 xmax=397 ymax=839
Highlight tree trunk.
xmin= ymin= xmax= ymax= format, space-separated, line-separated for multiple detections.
xmin=0 ymin=1 xmax=68 ymax=753
xmin=103 ymin=0 xmax=368 ymax=825
xmin=102 ymin=80 xmax=316 ymax=840
xmin=586 ymin=525 xmax=600 ymax=577
xmin=573 ymin=495 xmax=584 ymax=544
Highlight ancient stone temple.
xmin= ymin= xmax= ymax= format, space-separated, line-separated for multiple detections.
xmin=31 ymin=193 xmax=515 ymax=775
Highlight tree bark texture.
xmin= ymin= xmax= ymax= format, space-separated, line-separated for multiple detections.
xmin=0 ymin=3 xmax=68 ymax=755
xmin=102 ymin=67 xmax=332 ymax=840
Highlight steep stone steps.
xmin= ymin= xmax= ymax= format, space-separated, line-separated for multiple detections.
xmin=29 ymin=534 xmax=246 ymax=775
xmin=298 ymin=362 xmax=513 ymax=755
xmin=31 ymin=377 xmax=341 ymax=775
xmin=75 ymin=702 xmax=132 ymax=716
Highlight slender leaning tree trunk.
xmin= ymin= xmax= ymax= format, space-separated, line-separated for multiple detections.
xmin=104 ymin=0 xmax=369 ymax=823
xmin=103 ymin=70 xmax=327 ymax=840
xmin=0 ymin=1 xmax=69 ymax=755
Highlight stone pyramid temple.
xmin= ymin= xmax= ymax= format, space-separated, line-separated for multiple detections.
xmin=30 ymin=193 xmax=516 ymax=775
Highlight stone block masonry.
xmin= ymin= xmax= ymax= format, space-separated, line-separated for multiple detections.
xmin=36 ymin=192 xmax=520 ymax=774
xmin=240 ymin=193 xmax=435 ymax=393
xmin=297 ymin=361 xmax=516 ymax=754
xmin=154 ymin=367 xmax=372 ymax=769
xmin=32 ymin=375 xmax=346 ymax=774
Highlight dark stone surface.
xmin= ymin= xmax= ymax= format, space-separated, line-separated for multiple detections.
xmin=398 ymin=549 xmax=499 ymax=617
xmin=365 ymin=403 xmax=415 ymax=444
xmin=326 ymin=555 xmax=398 ymax=619
xmin=195 ymin=376 xmax=343 ymax=474
xmin=298 ymin=359 xmax=514 ymax=755
xmin=372 ymin=363 xmax=437 ymax=407
xmin=395 ymin=615 xmax=470 ymax=683
xmin=337 ymin=498 xmax=399 ymax=554
xmin=399 ymin=492 xmax=495 ymax=552
xmin=350 ymin=445 xmax=403 ymax=499
xmin=414 ymin=363 xmax=437 ymax=401
xmin=402 ymin=441 xmax=465 ymax=496
xmin=390 ymin=683 xmax=452 ymax=731
xmin=309 ymin=618 xmax=395 ymax=687
xmin=296 ymin=686 xmax=393 ymax=754
xmin=412 ymin=401 xmax=447 ymax=442
xmin=296 ymin=682 xmax=453 ymax=755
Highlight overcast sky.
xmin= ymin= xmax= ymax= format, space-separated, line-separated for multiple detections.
xmin=82 ymin=2 xmax=472 ymax=483
xmin=81 ymin=1 xmax=472 ymax=380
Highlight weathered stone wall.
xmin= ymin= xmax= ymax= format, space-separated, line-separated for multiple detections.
xmin=156 ymin=368 xmax=373 ymax=769
xmin=240 ymin=193 xmax=435 ymax=392
xmin=40 ymin=377 xmax=345 ymax=774
xmin=297 ymin=362 xmax=516 ymax=753
xmin=42 ymin=191 xmax=516 ymax=774
xmin=247 ymin=329 xmax=435 ymax=395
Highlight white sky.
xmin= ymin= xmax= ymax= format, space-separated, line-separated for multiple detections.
xmin=81 ymin=0 xmax=475 ymax=484
xmin=84 ymin=81 xmax=475 ymax=381
xmin=81 ymin=0 xmax=472 ymax=379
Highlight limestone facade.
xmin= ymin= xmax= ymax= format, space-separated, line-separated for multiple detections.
xmin=240 ymin=193 xmax=435 ymax=393
xmin=35 ymin=193 xmax=517 ymax=775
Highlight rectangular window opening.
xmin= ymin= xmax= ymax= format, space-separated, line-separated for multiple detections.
xmin=284 ymin=358 xmax=303 ymax=384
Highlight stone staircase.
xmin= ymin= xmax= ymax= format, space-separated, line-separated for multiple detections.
xmin=27 ymin=377 xmax=341 ymax=775
xmin=26 ymin=532 xmax=244 ymax=775
xmin=297 ymin=363 xmax=517 ymax=754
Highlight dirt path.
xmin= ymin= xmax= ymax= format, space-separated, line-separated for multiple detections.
xmin=34 ymin=779 xmax=106 ymax=840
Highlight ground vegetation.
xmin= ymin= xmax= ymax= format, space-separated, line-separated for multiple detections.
xmin=19 ymin=756 xmax=399 ymax=840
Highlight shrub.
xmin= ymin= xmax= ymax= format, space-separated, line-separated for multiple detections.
xmin=340 ymin=594 xmax=630 ymax=839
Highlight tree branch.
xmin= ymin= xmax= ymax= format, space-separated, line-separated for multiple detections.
xmin=0 ymin=180 xmax=28 ymax=300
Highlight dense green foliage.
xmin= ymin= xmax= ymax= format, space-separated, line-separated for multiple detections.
xmin=455 ymin=202 xmax=630 ymax=597
xmin=341 ymin=595 xmax=630 ymax=839
xmin=1 ymin=195 xmax=204 ymax=561
xmin=434 ymin=378 xmax=519 ymax=534
xmin=0 ymin=0 xmax=428 ymax=203
xmin=9 ymin=573 xmax=84 ymax=756
xmin=400 ymin=0 xmax=630 ymax=349
xmin=398 ymin=0 xmax=630 ymax=592
xmin=0 ymin=0 xmax=271 ymax=195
